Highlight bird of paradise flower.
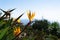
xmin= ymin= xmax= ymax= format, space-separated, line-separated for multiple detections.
xmin=27 ymin=10 xmax=35 ymax=21
xmin=12 ymin=11 xmax=35 ymax=40
xmin=0 ymin=8 xmax=15 ymax=19
xmin=13 ymin=18 xmax=21 ymax=36
xmin=14 ymin=27 xmax=21 ymax=36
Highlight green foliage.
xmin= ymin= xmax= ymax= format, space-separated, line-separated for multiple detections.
xmin=0 ymin=27 xmax=9 ymax=40
xmin=32 ymin=19 xmax=49 ymax=31
xmin=51 ymin=22 xmax=59 ymax=28
xmin=0 ymin=18 xmax=14 ymax=40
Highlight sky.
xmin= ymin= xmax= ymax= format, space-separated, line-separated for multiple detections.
xmin=0 ymin=0 xmax=60 ymax=22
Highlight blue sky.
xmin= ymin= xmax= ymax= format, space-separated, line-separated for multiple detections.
xmin=0 ymin=0 xmax=60 ymax=22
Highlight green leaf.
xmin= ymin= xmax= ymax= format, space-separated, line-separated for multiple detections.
xmin=0 ymin=27 xmax=9 ymax=40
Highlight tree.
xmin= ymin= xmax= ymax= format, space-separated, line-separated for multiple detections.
xmin=32 ymin=19 xmax=50 ymax=40
xmin=32 ymin=19 xmax=50 ymax=31
xmin=50 ymin=22 xmax=60 ymax=38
